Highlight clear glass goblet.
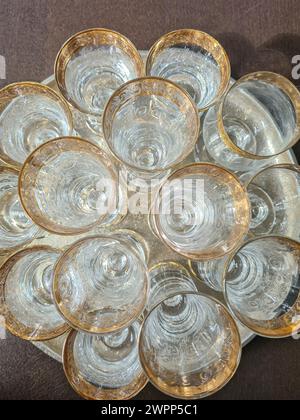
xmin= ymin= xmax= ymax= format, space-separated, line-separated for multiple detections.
xmin=139 ymin=291 xmax=241 ymax=399
xmin=201 ymin=72 xmax=300 ymax=172
xmin=0 ymin=167 xmax=41 ymax=253
xmin=103 ymin=77 xmax=199 ymax=183
xmin=53 ymin=234 xmax=149 ymax=334
xmin=246 ymin=164 xmax=300 ymax=241
xmin=0 ymin=246 xmax=69 ymax=341
xmin=19 ymin=137 xmax=124 ymax=235
xmin=146 ymin=29 xmax=231 ymax=112
xmin=152 ymin=163 xmax=250 ymax=261
xmin=0 ymin=82 xmax=73 ymax=168
xmin=63 ymin=320 xmax=148 ymax=400
xmin=224 ymin=236 xmax=300 ymax=338
xmin=55 ymin=28 xmax=144 ymax=142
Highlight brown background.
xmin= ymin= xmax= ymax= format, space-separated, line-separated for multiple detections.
xmin=0 ymin=0 xmax=300 ymax=400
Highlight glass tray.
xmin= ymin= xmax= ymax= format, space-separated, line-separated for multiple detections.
xmin=3 ymin=52 xmax=298 ymax=363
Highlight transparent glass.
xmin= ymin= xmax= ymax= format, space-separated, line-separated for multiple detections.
xmin=103 ymin=77 xmax=199 ymax=178
xmin=0 ymin=246 xmax=69 ymax=341
xmin=139 ymin=292 xmax=241 ymax=399
xmin=147 ymin=262 xmax=198 ymax=311
xmin=246 ymin=164 xmax=300 ymax=241
xmin=53 ymin=234 xmax=149 ymax=334
xmin=189 ymin=256 xmax=227 ymax=292
xmin=146 ymin=29 xmax=231 ymax=112
xmin=19 ymin=137 xmax=124 ymax=235
xmin=224 ymin=236 xmax=300 ymax=338
xmin=0 ymin=82 xmax=73 ymax=168
xmin=202 ymin=72 xmax=300 ymax=171
xmin=63 ymin=320 xmax=148 ymax=400
xmin=0 ymin=167 xmax=41 ymax=253
xmin=153 ymin=163 xmax=250 ymax=260
xmin=55 ymin=28 xmax=144 ymax=139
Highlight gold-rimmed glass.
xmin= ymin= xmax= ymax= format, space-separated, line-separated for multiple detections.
xmin=202 ymin=72 xmax=300 ymax=172
xmin=0 ymin=246 xmax=69 ymax=341
xmin=139 ymin=291 xmax=241 ymax=399
xmin=53 ymin=234 xmax=149 ymax=334
xmin=246 ymin=164 xmax=300 ymax=241
xmin=19 ymin=137 xmax=124 ymax=235
xmin=103 ymin=77 xmax=199 ymax=180
xmin=63 ymin=320 xmax=148 ymax=400
xmin=152 ymin=163 xmax=250 ymax=261
xmin=224 ymin=236 xmax=300 ymax=338
xmin=0 ymin=82 xmax=73 ymax=168
xmin=146 ymin=29 xmax=231 ymax=112
xmin=55 ymin=28 xmax=144 ymax=139
xmin=0 ymin=166 xmax=41 ymax=253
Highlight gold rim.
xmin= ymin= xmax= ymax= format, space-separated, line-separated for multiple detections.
xmin=153 ymin=162 xmax=251 ymax=261
xmin=146 ymin=29 xmax=231 ymax=112
xmin=138 ymin=291 xmax=241 ymax=399
xmin=18 ymin=137 xmax=120 ymax=236
xmin=0 ymin=245 xmax=70 ymax=341
xmin=53 ymin=235 xmax=149 ymax=334
xmin=63 ymin=326 xmax=148 ymax=400
xmin=218 ymin=72 xmax=300 ymax=159
xmin=55 ymin=28 xmax=145 ymax=115
xmin=223 ymin=235 xmax=300 ymax=338
xmin=102 ymin=76 xmax=200 ymax=173
xmin=0 ymin=82 xmax=73 ymax=168
xmin=245 ymin=162 xmax=300 ymax=188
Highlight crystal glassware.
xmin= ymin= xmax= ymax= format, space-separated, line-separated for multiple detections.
xmin=246 ymin=164 xmax=300 ymax=241
xmin=139 ymin=291 xmax=241 ymax=399
xmin=201 ymin=72 xmax=300 ymax=172
xmin=189 ymin=256 xmax=227 ymax=292
xmin=55 ymin=28 xmax=144 ymax=141
xmin=0 ymin=246 xmax=69 ymax=341
xmin=103 ymin=77 xmax=199 ymax=182
xmin=63 ymin=320 xmax=148 ymax=400
xmin=0 ymin=82 xmax=73 ymax=168
xmin=152 ymin=163 xmax=250 ymax=261
xmin=0 ymin=167 xmax=41 ymax=253
xmin=53 ymin=234 xmax=149 ymax=334
xmin=19 ymin=137 xmax=124 ymax=235
xmin=147 ymin=261 xmax=198 ymax=311
xmin=224 ymin=236 xmax=300 ymax=338
xmin=146 ymin=29 xmax=231 ymax=112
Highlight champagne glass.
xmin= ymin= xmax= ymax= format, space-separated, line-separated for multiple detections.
xmin=0 ymin=167 xmax=41 ymax=253
xmin=152 ymin=163 xmax=250 ymax=261
xmin=55 ymin=28 xmax=144 ymax=142
xmin=201 ymin=72 xmax=300 ymax=172
xmin=63 ymin=320 xmax=148 ymax=400
xmin=139 ymin=292 xmax=241 ymax=399
xmin=0 ymin=82 xmax=73 ymax=168
xmin=19 ymin=137 xmax=124 ymax=235
xmin=146 ymin=29 xmax=231 ymax=112
xmin=0 ymin=246 xmax=69 ymax=341
xmin=246 ymin=164 xmax=300 ymax=241
xmin=103 ymin=77 xmax=199 ymax=183
xmin=53 ymin=234 xmax=149 ymax=334
xmin=224 ymin=236 xmax=300 ymax=338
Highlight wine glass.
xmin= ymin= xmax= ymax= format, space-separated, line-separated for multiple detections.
xmin=224 ymin=236 xmax=300 ymax=338
xmin=139 ymin=291 xmax=241 ymax=399
xmin=146 ymin=29 xmax=231 ymax=112
xmin=0 ymin=246 xmax=69 ymax=341
xmin=0 ymin=82 xmax=73 ymax=168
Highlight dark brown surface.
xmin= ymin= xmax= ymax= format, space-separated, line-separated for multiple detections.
xmin=0 ymin=0 xmax=300 ymax=400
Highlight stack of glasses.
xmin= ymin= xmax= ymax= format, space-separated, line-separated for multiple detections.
xmin=0 ymin=28 xmax=300 ymax=400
